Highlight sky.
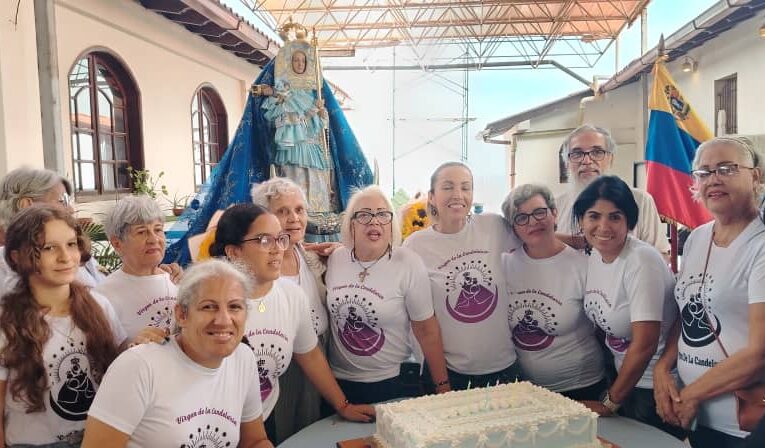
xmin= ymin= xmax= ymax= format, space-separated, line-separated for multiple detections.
xmin=224 ymin=0 xmax=721 ymax=211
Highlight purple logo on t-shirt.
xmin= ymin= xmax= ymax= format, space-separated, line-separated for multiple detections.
xmin=512 ymin=309 xmax=555 ymax=351
xmin=445 ymin=266 xmax=498 ymax=324
xmin=257 ymin=358 xmax=273 ymax=402
xmin=606 ymin=334 xmax=631 ymax=353
xmin=244 ymin=335 xmax=286 ymax=402
xmin=330 ymin=293 xmax=385 ymax=356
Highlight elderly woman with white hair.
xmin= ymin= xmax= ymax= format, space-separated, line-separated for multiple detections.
xmin=251 ymin=177 xmax=329 ymax=442
xmin=0 ymin=166 xmax=104 ymax=293
xmin=654 ymin=137 xmax=765 ymax=448
xmin=93 ymin=195 xmax=178 ymax=344
xmin=325 ymin=185 xmax=449 ymax=404
xmin=82 ymin=259 xmax=273 ymax=448
xmin=500 ymin=183 xmax=605 ymax=400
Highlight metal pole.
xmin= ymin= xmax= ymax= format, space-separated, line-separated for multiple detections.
xmin=391 ymin=46 xmax=397 ymax=195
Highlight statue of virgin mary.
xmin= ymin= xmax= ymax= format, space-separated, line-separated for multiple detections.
xmin=164 ymin=23 xmax=373 ymax=265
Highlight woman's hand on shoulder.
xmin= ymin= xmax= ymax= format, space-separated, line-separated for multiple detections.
xmin=126 ymin=327 xmax=169 ymax=349
xmin=338 ymin=403 xmax=375 ymax=423
xmin=304 ymin=242 xmax=342 ymax=257
xmin=158 ymin=263 xmax=183 ymax=284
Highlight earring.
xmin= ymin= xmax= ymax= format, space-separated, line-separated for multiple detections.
xmin=428 ymin=203 xmax=438 ymax=217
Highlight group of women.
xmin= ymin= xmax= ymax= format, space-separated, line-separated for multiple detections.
xmin=0 ymin=134 xmax=762 ymax=447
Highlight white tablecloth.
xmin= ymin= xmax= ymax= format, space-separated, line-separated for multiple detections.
xmin=279 ymin=413 xmax=687 ymax=447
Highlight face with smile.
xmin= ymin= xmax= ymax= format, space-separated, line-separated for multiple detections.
xmin=580 ymin=199 xmax=629 ymax=262
xmin=228 ymin=214 xmax=286 ymax=283
xmin=567 ymin=131 xmax=613 ymax=187
xmin=112 ymin=219 xmax=166 ymax=275
xmin=693 ymin=142 xmax=760 ymax=217
xmin=351 ymin=194 xmax=393 ymax=259
xmin=429 ymin=165 xmax=474 ymax=228
xmin=512 ymin=194 xmax=557 ymax=248
xmin=269 ymin=191 xmax=307 ymax=248
xmin=292 ymin=51 xmax=307 ymax=74
xmin=175 ymin=276 xmax=247 ymax=369
xmin=29 ymin=219 xmax=81 ymax=289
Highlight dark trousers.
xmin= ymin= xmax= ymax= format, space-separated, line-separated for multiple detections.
xmin=619 ymin=387 xmax=687 ymax=441
xmin=744 ymin=416 xmax=765 ymax=448
xmin=337 ymin=374 xmax=416 ymax=405
xmin=690 ymin=425 xmax=745 ymax=448
xmin=560 ymin=378 xmax=608 ymax=401
xmin=422 ymin=362 xmax=523 ymax=393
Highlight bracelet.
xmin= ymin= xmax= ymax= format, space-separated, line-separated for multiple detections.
xmin=435 ymin=379 xmax=450 ymax=387
xmin=337 ymin=399 xmax=350 ymax=412
xmin=601 ymin=391 xmax=621 ymax=414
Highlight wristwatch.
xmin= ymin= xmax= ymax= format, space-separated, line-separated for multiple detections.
xmin=600 ymin=390 xmax=621 ymax=414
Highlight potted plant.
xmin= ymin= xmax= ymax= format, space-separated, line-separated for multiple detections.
xmin=127 ymin=167 xmax=168 ymax=199
xmin=166 ymin=192 xmax=190 ymax=217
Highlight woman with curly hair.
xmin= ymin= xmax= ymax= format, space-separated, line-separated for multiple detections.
xmin=0 ymin=204 xmax=126 ymax=447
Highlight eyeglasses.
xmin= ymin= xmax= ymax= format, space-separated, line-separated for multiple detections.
xmin=352 ymin=210 xmax=394 ymax=225
xmin=691 ymin=163 xmax=754 ymax=182
xmin=513 ymin=207 xmax=550 ymax=226
xmin=241 ymin=233 xmax=290 ymax=251
xmin=568 ymin=149 xmax=610 ymax=162
xmin=58 ymin=193 xmax=72 ymax=208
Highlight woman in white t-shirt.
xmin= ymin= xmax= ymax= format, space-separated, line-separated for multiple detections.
xmin=500 ymin=184 xmax=605 ymax=399
xmin=94 ymin=195 xmax=178 ymax=343
xmin=403 ymin=162 xmax=521 ymax=390
xmin=0 ymin=167 xmax=105 ymax=295
xmin=209 ymin=204 xmax=374 ymax=438
xmin=0 ymin=205 xmax=127 ymax=447
xmin=572 ymin=175 xmax=684 ymax=439
xmin=325 ymin=186 xmax=449 ymax=403
xmin=251 ymin=178 xmax=329 ymax=442
xmin=83 ymin=259 xmax=272 ymax=448
xmin=654 ymin=137 xmax=765 ymax=448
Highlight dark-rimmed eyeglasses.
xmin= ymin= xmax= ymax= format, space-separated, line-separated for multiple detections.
xmin=241 ymin=233 xmax=290 ymax=251
xmin=352 ymin=211 xmax=393 ymax=225
xmin=691 ymin=163 xmax=754 ymax=182
xmin=568 ymin=149 xmax=610 ymax=162
xmin=513 ymin=207 xmax=550 ymax=226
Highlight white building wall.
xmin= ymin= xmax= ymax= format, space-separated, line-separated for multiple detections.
xmin=0 ymin=1 xmax=46 ymax=173
xmin=54 ymin=0 xmax=260 ymax=215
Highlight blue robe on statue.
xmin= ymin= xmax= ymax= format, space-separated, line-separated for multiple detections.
xmin=164 ymin=61 xmax=373 ymax=266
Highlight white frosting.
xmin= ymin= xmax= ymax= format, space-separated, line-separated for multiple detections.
xmin=374 ymin=382 xmax=599 ymax=448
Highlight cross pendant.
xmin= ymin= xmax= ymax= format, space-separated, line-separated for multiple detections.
xmin=358 ymin=268 xmax=369 ymax=283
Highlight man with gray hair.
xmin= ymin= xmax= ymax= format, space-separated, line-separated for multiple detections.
xmin=556 ymin=125 xmax=670 ymax=255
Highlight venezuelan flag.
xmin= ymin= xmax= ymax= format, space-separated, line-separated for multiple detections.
xmin=645 ymin=60 xmax=713 ymax=228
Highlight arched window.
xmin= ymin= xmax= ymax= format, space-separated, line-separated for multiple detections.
xmin=68 ymin=52 xmax=142 ymax=197
xmin=191 ymin=86 xmax=228 ymax=187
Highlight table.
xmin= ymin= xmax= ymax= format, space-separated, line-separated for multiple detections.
xmin=279 ymin=414 xmax=687 ymax=447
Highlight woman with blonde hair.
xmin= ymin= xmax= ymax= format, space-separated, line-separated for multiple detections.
xmin=325 ymin=185 xmax=448 ymax=403
xmin=655 ymin=137 xmax=765 ymax=448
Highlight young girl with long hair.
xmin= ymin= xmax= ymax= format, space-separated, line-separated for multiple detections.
xmin=0 ymin=205 xmax=126 ymax=447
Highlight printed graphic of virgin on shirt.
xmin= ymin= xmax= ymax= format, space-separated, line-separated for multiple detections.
xmin=47 ymin=340 xmax=96 ymax=423
xmin=328 ymin=283 xmax=386 ymax=357
xmin=438 ymin=250 xmax=498 ymax=324
xmin=507 ymin=288 xmax=559 ymax=352
xmin=675 ymin=271 xmax=722 ymax=368
xmin=244 ymin=329 xmax=288 ymax=402
xmin=174 ymin=406 xmax=239 ymax=447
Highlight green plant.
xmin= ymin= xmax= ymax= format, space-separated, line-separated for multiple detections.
xmin=166 ymin=191 xmax=190 ymax=210
xmin=127 ymin=167 xmax=168 ymax=199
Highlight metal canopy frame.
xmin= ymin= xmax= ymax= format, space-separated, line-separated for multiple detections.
xmin=242 ymin=0 xmax=650 ymax=70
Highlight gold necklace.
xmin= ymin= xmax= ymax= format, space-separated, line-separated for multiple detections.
xmin=253 ymin=296 xmax=266 ymax=313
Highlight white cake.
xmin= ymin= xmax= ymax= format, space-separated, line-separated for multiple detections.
xmin=374 ymin=382 xmax=599 ymax=448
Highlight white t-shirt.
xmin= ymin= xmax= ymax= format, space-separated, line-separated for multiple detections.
xmin=583 ymin=236 xmax=677 ymax=389
xmin=556 ymin=187 xmax=671 ymax=254
xmin=503 ymin=245 xmax=603 ymax=392
xmin=88 ymin=340 xmax=262 ymax=448
xmin=325 ymin=246 xmax=434 ymax=382
xmin=282 ymin=249 xmax=329 ymax=336
xmin=0 ymin=247 xmax=105 ymax=295
xmin=675 ymin=219 xmax=765 ymax=438
xmin=243 ymin=279 xmax=318 ymax=419
xmin=403 ymin=213 xmax=520 ymax=375
xmin=0 ymin=292 xmax=127 ymax=445
xmin=94 ymin=269 xmax=178 ymax=340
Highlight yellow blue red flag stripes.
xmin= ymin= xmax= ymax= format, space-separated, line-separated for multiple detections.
xmin=645 ymin=61 xmax=713 ymax=228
